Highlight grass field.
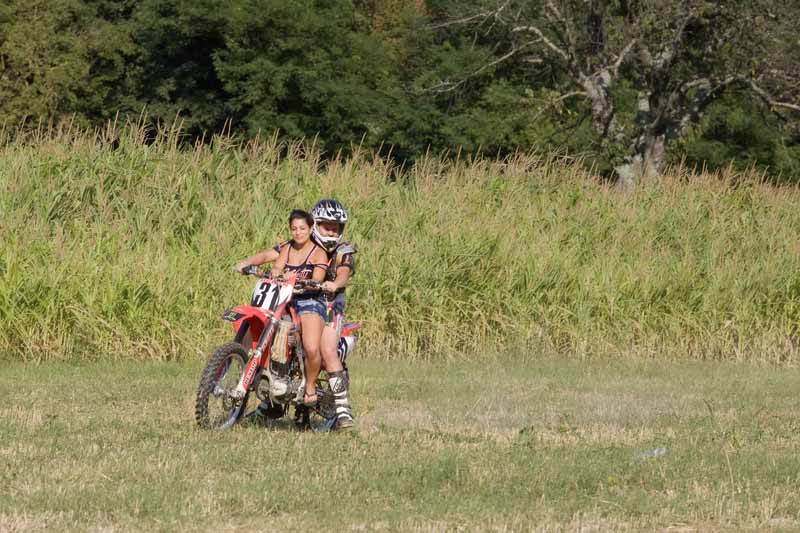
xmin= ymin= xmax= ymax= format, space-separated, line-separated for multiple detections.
xmin=2 ymin=353 xmax=800 ymax=531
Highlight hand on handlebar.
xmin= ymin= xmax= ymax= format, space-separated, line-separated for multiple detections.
xmin=243 ymin=264 xmax=262 ymax=276
xmin=321 ymin=281 xmax=337 ymax=293
xmin=233 ymin=264 xmax=268 ymax=277
xmin=295 ymin=279 xmax=322 ymax=290
xmin=234 ymin=262 xmax=264 ymax=276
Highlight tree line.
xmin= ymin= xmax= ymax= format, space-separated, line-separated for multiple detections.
xmin=1 ymin=0 xmax=798 ymax=183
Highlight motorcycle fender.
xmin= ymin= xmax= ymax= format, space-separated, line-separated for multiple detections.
xmin=341 ymin=322 xmax=362 ymax=336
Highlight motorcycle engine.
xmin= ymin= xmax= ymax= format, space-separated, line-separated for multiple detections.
xmin=261 ymin=349 xmax=303 ymax=402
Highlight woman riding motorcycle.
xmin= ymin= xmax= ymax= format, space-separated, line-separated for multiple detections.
xmin=269 ymin=210 xmax=330 ymax=410
xmin=233 ymin=200 xmax=356 ymax=430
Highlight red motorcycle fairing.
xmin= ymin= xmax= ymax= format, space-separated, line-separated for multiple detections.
xmin=223 ymin=306 xmax=360 ymax=349
xmin=221 ymin=305 xmax=269 ymax=349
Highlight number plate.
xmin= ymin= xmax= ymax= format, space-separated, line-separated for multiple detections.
xmin=250 ymin=279 xmax=293 ymax=311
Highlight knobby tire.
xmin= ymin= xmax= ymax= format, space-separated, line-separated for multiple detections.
xmin=195 ymin=342 xmax=250 ymax=429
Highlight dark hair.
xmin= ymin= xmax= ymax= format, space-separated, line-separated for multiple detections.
xmin=288 ymin=209 xmax=314 ymax=228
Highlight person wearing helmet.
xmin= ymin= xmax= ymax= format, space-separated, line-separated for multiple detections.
xmin=310 ymin=199 xmax=356 ymax=431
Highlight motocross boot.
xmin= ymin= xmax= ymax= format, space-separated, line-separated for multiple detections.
xmin=328 ymin=370 xmax=354 ymax=431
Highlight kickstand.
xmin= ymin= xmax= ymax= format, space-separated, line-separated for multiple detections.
xmin=294 ymin=405 xmax=311 ymax=430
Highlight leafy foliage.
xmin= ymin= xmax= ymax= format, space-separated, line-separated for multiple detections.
xmin=0 ymin=0 xmax=133 ymax=125
xmin=678 ymin=94 xmax=800 ymax=182
xmin=0 ymin=0 xmax=797 ymax=178
xmin=213 ymin=0 xmax=400 ymax=152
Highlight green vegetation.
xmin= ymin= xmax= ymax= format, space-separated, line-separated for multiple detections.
xmin=2 ymin=124 xmax=800 ymax=363
xmin=2 ymin=356 xmax=800 ymax=530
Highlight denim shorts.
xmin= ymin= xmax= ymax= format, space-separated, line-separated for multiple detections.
xmin=292 ymin=293 xmax=346 ymax=327
xmin=291 ymin=296 xmax=326 ymax=320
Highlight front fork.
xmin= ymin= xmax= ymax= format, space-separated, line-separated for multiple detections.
xmin=230 ymin=321 xmax=276 ymax=399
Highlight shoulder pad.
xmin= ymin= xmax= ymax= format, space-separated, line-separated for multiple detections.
xmin=336 ymin=242 xmax=357 ymax=255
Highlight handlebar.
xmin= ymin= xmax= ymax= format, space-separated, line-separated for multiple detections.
xmin=235 ymin=264 xmax=323 ymax=292
xmin=294 ymin=279 xmax=323 ymax=291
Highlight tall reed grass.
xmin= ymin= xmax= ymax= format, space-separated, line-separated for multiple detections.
xmin=2 ymin=120 xmax=799 ymax=363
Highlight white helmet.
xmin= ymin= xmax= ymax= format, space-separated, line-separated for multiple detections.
xmin=311 ymin=199 xmax=348 ymax=252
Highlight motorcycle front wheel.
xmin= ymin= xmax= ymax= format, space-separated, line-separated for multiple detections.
xmin=195 ymin=342 xmax=250 ymax=429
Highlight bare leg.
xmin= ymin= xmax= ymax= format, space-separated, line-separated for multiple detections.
xmin=320 ymin=325 xmax=344 ymax=374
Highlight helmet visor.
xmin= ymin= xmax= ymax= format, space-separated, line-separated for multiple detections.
xmin=316 ymin=220 xmax=343 ymax=236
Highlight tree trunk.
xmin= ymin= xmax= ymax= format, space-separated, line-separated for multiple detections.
xmin=581 ymin=71 xmax=616 ymax=138
xmin=615 ymin=132 xmax=666 ymax=190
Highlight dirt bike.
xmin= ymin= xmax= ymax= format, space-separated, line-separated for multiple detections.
xmin=194 ymin=265 xmax=360 ymax=431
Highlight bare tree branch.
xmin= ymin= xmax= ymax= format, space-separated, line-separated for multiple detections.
xmin=428 ymin=1 xmax=512 ymax=31
xmin=531 ymin=90 xmax=587 ymax=122
xmin=745 ymin=78 xmax=800 ymax=114
xmin=611 ymin=39 xmax=637 ymax=78
xmin=521 ymin=56 xmax=545 ymax=64
xmin=512 ymin=25 xmax=570 ymax=64
xmin=485 ymin=0 xmax=514 ymax=34
xmin=673 ymin=76 xmax=736 ymax=131
xmin=428 ymin=11 xmax=495 ymax=30
xmin=653 ymin=1 xmax=693 ymax=72
xmin=544 ymin=0 xmax=578 ymax=56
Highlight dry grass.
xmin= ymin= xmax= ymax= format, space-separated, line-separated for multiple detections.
xmin=2 ymin=121 xmax=800 ymax=363
xmin=2 ymin=355 xmax=800 ymax=530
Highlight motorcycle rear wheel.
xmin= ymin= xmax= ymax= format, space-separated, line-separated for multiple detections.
xmin=297 ymin=375 xmax=337 ymax=432
xmin=195 ymin=342 xmax=250 ymax=429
